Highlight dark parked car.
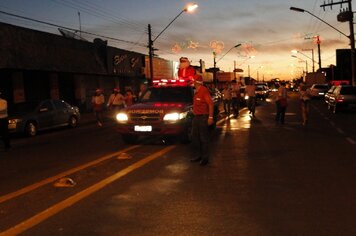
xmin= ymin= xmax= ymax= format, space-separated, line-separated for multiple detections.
xmin=328 ymin=85 xmax=356 ymax=113
xmin=8 ymin=99 xmax=80 ymax=136
xmin=310 ymin=84 xmax=329 ymax=98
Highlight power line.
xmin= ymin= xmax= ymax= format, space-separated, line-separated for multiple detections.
xmin=0 ymin=10 xmax=147 ymax=48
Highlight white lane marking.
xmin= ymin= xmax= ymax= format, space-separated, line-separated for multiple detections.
xmin=0 ymin=145 xmax=176 ymax=236
xmin=0 ymin=145 xmax=141 ymax=204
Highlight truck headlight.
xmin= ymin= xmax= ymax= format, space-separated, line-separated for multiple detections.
xmin=116 ymin=113 xmax=128 ymax=122
xmin=163 ymin=112 xmax=187 ymax=121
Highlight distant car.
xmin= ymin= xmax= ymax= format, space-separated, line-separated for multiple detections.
xmin=328 ymin=85 xmax=356 ymax=114
xmin=324 ymin=86 xmax=336 ymax=104
xmin=8 ymin=99 xmax=80 ymax=136
xmin=310 ymin=84 xmax=329 ymax=98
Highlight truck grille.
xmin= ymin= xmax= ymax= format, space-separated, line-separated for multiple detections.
xmin=130 ymin=113 xmax=161 ymax=122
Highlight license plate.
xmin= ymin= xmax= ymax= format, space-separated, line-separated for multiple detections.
xmin=8 ymin=124 xmax=16 ymax=130
xmin=134 ymin=125 xmax=152 ymax=132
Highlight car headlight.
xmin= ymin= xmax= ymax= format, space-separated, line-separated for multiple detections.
xmin=163 ymin=112 xmax=187 ymax=121
xmin=116 ymin=113 xmax=128 ymax=122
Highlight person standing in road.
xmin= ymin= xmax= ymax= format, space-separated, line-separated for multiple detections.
xmin=190 ymin=74 xmax=214 ymax=166
xmin=275 ymin=82 xmax=288 ymax=124
xmin=298 ymin=83 xmax=311 ymax=126
xmin=222 ymin=83 xmax=232 ymax=115
xmin=231 ymin=80 xmax=241 ymax=118
xmin=245 ymin=79 xmax=257 ymax=117
xmin=124 ymin=89 xmax=134 ymax=107
xmin=92 ymin=88 xmax=105 ymax=127
xmin=0 ymin=93 xmax=11 ymax=151
xmin=138 ymin=83 xmax=148 ymax=101
xmin=107 ymin=88 xmax=125 ymax=114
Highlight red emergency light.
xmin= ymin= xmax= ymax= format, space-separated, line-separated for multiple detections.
xmin=152 ymin=78 xmax=193 ymax=86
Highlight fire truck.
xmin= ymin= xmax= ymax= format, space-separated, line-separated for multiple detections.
xmin=115 ymin=79 xmax=219 ymax=144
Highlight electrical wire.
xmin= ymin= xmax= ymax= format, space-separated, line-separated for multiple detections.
xmin=0 ymin=10 xmax=147 ymax=48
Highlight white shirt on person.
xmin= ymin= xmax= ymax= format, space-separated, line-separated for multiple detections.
xmin=107 ymin=92 xmax=125 ymax=106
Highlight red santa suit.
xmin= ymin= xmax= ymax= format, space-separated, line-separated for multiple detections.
xmin=178 ymin=57 xmax=196 ymax=80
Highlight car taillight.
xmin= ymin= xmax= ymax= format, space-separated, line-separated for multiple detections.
xmin=336 ymin=95 xmax=345 ymax=103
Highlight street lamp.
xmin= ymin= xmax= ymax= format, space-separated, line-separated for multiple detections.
xmin=291 ymin=49 xmax=316 ymax=72
xmin=148 ymin=3 xmax=198 ymax=83
xmin=213 ymin=43 xmax=242 ymax=87
xmin=292 ymin=55 xmax=308 ymax=81
xmin=302 ymin=49 xmax=315 ymax=72
xmin=290 ymin=6 xmax=356 ymax=85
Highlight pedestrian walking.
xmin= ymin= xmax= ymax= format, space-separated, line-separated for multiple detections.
xmin=245 ymin=79 xmax=257 ymax=117
xmin=231 ymin=80 xmax=241 ymax=118
xmin=91 ymin=88 xmax=105 ymax=127
xmin=0 ymin=92 xmax=11 ymax=151
xmin=107 ymin=88 xmax=125 ymax=115
xmin=222 ymin=83 xmax=232 ymax=115
xmin=275 ymin=82 xmax=288 ymax=124
xmin=298 ymin=83 xmax=311 ymax=126
xmin=190 ymin=74 xmax=214 ymax=166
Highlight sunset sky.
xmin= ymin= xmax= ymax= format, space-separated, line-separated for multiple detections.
xmin=0 ymin=0 xmax=353 ymax=80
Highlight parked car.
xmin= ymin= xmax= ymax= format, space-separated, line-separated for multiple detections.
xmin=328 ymin=85 xmax=356 ymax=113
xmin=8 ymin=99 xmax=80 ymax=136
xmin=324 ymin=86 xmax=336 ymax=104
xmin=310 ymin=84 xmax=329 ymax=98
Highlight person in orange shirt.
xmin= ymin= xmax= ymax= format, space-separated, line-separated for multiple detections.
xmin=190 ymin=74 xmax=214 ymax=166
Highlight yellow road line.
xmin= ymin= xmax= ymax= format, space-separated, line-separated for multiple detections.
xmin=0 ymin=145 xmax=140 ymax=204
xmin=0 ymin=145 xmax=176 ymax=236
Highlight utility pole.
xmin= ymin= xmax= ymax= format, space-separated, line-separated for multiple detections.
xmin=148 ymin=24 xmax=154 ymax=85
xmin=213 ymin=52 xmax=217 ymax=88
xmin=320 ymin=0 xmax=356 ymax=85
xmin=316 ymin=35 xmax=322 ymax=70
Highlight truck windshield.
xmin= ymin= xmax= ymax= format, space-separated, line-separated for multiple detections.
xmin=140 ymin=87 xmax=193 ymax=103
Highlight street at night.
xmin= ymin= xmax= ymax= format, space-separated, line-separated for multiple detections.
xmin=1 ymin=93 xmax=356 ymax=235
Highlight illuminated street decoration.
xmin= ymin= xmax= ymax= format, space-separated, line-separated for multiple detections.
xmin=171 ymin=39 xmax=199 ymax=53
xmin=241 ymin=42 xmax=257 ymax=57
xmin=210 ymin=40 xmax=225 ymax=54
xmin=171 ymin=43 xmax=182 ymax=53
xmin=187 ymin=40 xmax=199 ymax=49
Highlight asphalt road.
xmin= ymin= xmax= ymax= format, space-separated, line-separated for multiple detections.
xmin=0 ymin=92 xmax=356 ymax=236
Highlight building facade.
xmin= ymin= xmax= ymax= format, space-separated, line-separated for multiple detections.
xmin=0 ymin=22 xmax=176 ymax=112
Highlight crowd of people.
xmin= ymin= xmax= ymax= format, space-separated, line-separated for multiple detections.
xmin=91 ymin=84 xmax=148 ymax=127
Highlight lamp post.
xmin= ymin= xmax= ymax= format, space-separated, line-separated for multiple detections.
xmin=290 ymin=6 xmax=356 ymax=85
xmin=213 ymin=43 xmax=242 ymax=87
xmin=291 ymin=49 xmax=316 ymax=72
xmin=148 ymin=3 xmax=198 ymax=84
xmin=302 ymin=49 xmax=315 ymax=72
xmin=292 ymin=55 xmax=308 ymax=81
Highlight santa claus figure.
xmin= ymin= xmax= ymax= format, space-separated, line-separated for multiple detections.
xmin=178 ymin=57 xmax=196 ymax=80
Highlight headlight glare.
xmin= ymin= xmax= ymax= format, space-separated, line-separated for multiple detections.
xmin=163 ymin=112 xmax=187 ymax=121
xmin=116 ymin=113 xmax=128 ymax=122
